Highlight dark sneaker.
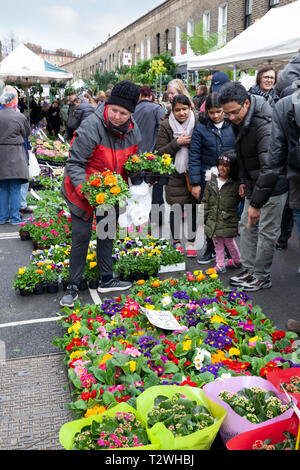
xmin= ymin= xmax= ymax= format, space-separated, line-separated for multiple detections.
xmin=97 ymin=278 xmax=132 ymax=293
xmin=241 ymin=276 xmax=272 ymax=292
xmin=275 ymin=240 xmax=288 ymax=250
xmin=197 ymin=250 xmax=216 ymax=265
xmin=60 ymin=284 xmax=79 ymax=307
xmin=229 ymin=270 xmax=253 ymax=286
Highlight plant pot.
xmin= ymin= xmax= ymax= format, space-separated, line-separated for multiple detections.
xmin=144 ymin=172 xmax=159 ymax=184
xmin=20 ymin=231 xmax=31 ymax=241
xmin=129 ymin=172 xmax=145 ymax=185
xmin=118 ymin=271 xmax=157 ymax=283
xmin=79 ymin=279 xmax=88 ymax=291
xmin=18 ymin=288 xmax=32 ymax=296
xmin=88 ymin=279 xmax=99 ymax=289
xmin=46 ymin=281 xmax=59 ymax=294
xmin=158 ymin=174 xmax=170 ymax=185
xmin=33 ymin=283 xmax=45 ymax=295
xmin=32 ymin=241 xmax=50 ymax=250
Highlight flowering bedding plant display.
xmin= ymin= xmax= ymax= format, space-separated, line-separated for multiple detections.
xmin=218 ymin=387 xmax=290 ymax=424
xmin=53 ymin=269 xmax=300 ymax=430
xmin=24 ymin=211 xmax=72 ymax=247
xmin=112 ymin=236 xmax=184 ymax=278
xmin=147 ymin=393 xmax=215 ymax=436
xmin=81 ymin=171 xmax=130 ymax=208
xmin=72 ymin=411 xmax=149 ymax=450
xmin=124 ymin=152 xmax=175 ymax=175
xmin=31 ymin=137 xmax=69 ymax=163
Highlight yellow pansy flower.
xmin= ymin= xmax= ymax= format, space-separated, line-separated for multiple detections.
xmin=229 ymin=347 xmax=241 ymax=356
xmin=84 ymin=405 xmax=106 ymax=418
xmin=99 ymin=354 xmax=113 ymax=365
xmin=249 ymin=336 xmax=262 ymax=343
xmin=210 ymin=273 xmax=218 ymax=279
xmin=69 ymin=350 xmax=87 ymax=359
xmin=211 ymin=315 xmax=228 ymax=324
xmin=145 ymin=303 xmax=155 ymax=310
xmin=67 ymin=321 xmax=81 ymax=335
xmin=125 ymin=361 xmax=136 ymax=372
xmin=182 ymin=340 xmax=192 ymax=351
xmin=211 ymin=350 xmax=226 ymax=364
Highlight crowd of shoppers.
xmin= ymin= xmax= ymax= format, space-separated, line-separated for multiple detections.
xmin=1 ymin=50 xmax=300 ymax=335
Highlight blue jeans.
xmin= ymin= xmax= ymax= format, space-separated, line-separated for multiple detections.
xmin=293 ymin=210 xmax=300 ymax=239
xmin=0 ymin=179 xmax=22 ymax=224
xmin=20 ymin=183 xmax=29 ymax=209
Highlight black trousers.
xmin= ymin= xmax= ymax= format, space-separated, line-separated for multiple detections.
xmin=69 ymin=210 xmax=117 ymax=285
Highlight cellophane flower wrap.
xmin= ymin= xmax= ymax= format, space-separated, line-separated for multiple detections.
xmin=59 ymin=402 xmax=173 ymax=450
xmin=267 ymin=367 xmax=300 ymax=405
xmin=136 ymin=385 xmax=227 ymax=450
xmin=81 ymin=170 xmax=130 ymax=208
xmin=226 ymin=417 xmax=299 ymax=450
xmin=203 ymin=376 xmax=296 ymax=444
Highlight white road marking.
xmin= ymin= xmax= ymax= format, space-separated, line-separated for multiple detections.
xmin=0 ymin=288 xmax=102 ymax=329
xmin=0 ymin=316 xmax=64 ymax=328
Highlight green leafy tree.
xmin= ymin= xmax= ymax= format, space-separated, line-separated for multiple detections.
xmin=181 ymin=20 xmax=222 ymax=56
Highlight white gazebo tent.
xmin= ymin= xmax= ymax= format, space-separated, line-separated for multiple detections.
xmin=187 ymin=0 xmax=300 ymax=74
xmin=0 ymin=43 xmax=73 ymax=124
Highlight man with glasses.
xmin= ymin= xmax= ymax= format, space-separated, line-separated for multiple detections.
xmin=219 ymin=81 xmax=288 ymax=291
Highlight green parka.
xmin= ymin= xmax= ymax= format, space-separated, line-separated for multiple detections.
xmin=202 ymin=167 xmax=240 ymax=239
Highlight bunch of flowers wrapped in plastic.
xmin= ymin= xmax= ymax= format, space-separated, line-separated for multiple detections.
xmin=81 ymin=170 xmax=130 ymax=207
xmin=281 ymin=376 xmax=300 ymax=394
xmin=147 ymin=393 xmax=215 ymax=437
xmin=252 ymin=432 xmax=297 ymax=450
xmin=218 ymin=387 xmax=290 ymax=424
xmin=72 ymin=411 xmax=149 ymax=450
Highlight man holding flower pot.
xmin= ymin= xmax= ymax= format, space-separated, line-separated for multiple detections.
xmin=60 ymin=80 xmax=141 ymax=307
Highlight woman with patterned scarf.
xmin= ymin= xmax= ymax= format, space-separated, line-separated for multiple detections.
xmin=248 ymin=65 xmax=280 ymax=107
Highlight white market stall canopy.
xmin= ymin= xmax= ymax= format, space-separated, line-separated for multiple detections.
xmin=187 ymin=0 xmax=300 ymax=72
xmin=0 ymin=43 xmax=73 ymax=83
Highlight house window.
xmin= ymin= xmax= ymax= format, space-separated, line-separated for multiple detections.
xmin=165 ymin=29 xmax=169 ymax=52
xmin=203 ymin=11 xmax=210 ymax=38
xmin=140 ymin=40 xmax=144 ymax=60
xmin=269 ymin=0 xmax=279 ymax=8
xmin=176 ymin=25 xmax=181 ymax=56
xmin=244 ymin=0 xmax=252 ymax=29
xmin=147 ymin=37 xmax=151 ymax=59
xmin=187 ymin=19 xmax=194 ymax=54
xmin=156 ymin=33 xmax=160 ymax=55
xmin=134 ymin=44 xmax=137 ymax=65
xmin=218 ymin=3 xmax=228 ymax=45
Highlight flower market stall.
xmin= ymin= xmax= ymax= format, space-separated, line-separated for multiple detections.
xmin=13 ymin=165 xmax=300 ymax=451
xmin=52 ymin=272 xmax=300 ymax=450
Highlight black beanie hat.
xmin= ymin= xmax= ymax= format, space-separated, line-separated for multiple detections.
xmin=108 ymin=80 xmax=140 ymax=113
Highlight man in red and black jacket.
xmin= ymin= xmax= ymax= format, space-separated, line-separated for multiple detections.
xmin=60 ymin=80 xmax=141 ymax=307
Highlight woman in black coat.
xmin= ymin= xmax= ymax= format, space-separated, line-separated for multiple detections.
xmin=188 ymin=92 xmax=236 ymax=263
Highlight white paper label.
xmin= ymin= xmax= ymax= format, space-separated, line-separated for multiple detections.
xmin=140 ymin=307 xmax=184 ymax=331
